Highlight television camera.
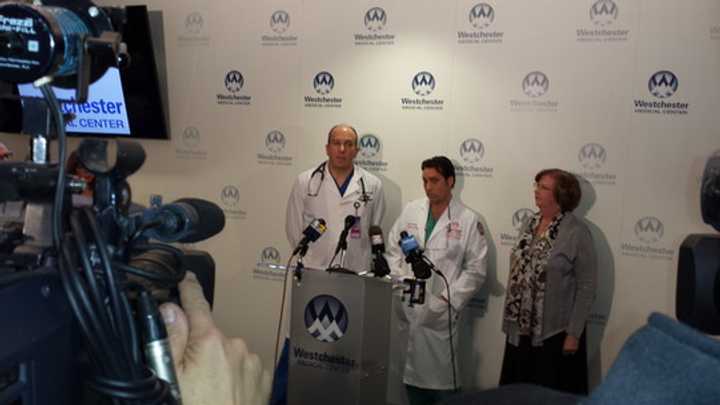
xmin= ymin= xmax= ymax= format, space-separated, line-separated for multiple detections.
xmin=0 ymin=1 xmax=221 ymax=403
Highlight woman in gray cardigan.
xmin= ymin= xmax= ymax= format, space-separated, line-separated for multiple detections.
xmin=499 ymin=168 xmax=597 ymax=395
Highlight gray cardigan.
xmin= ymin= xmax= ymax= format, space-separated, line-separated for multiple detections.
xmin=503 ymin=212 xmax=598 ymax=344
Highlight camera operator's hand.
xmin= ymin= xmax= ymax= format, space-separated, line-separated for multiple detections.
xmin=159 ymin=273 xmax=271 ymax=405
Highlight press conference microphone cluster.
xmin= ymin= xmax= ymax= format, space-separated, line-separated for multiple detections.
xmin=369 ymin=225 xmax=390 ymax=277
xmin=399 ymin=231 xmax=433 ymax=279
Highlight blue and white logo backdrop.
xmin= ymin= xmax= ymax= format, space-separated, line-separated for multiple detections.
xmin=6 ymin=0 xmax=710 ymax=402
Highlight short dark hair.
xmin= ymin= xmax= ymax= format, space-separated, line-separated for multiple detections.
xmin=421 ymin=156 xmax=456 ymax=187
xmin=535 ymin=168 xmax=582 ymax=212
xmin=327 ymin=124 xmax=358 ymax=145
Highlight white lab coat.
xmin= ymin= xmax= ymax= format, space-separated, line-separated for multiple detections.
xmin=386 ymin=197 xmax=487 ymax=390
xmin=285 ymin=162 xmax=385 ymax=273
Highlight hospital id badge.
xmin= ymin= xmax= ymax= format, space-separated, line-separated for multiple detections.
xmin=350 ymin=216 xmax=361 ymax=239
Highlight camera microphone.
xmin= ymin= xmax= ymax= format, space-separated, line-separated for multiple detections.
xmin=133 ymin=198 xmax=225 ymax=243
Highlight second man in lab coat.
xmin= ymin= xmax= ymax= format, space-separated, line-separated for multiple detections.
xmin=386 ymin=156 xmax=488 ymax=405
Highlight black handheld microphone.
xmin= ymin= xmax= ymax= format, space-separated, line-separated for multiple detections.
xmin=334 ymin=215 xmax=357 ymax=255
xmin=133 ymin=198 xmax=225 ymax=243
xmin=369 ymin=225 xmax=390 ymax=277
xmin=292 ymin=218 xmax=327 ymax=256
xmin=399 ymin=231 xmax=432 ymax=279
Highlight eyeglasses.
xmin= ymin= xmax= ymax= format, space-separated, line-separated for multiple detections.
xmin=533 ymin=182 xmax=554 ymax=192
xmin=329 ymin=140 xmax=356 ymax=149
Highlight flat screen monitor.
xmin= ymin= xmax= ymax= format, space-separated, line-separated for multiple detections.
xmin=0 ymin=6 xmax=169 ymax=140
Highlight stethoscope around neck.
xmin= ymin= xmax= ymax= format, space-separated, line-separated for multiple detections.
xmin=306 ymin=161 xmax=371 ymax=206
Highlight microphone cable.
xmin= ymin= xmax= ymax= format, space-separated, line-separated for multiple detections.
xmin=274 ymin=254 xmax=296 ymax=366
xmin=43 ymin=81 xmax=179 ymax=404
xmin=433 ymin=270 xmax=457 ymax=392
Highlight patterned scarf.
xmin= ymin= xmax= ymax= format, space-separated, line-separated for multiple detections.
xmin=503 ymin=212 xmax=564 ymax=339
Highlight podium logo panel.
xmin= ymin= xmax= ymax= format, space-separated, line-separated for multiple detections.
xmin=304 ymin=295 xmax=349 ymax=343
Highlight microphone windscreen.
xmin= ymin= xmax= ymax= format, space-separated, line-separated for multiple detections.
xmin=174 ymin=198 xmax=226 ymax=243
xmin=304 ymin=218 xmax=327 ymax=241
xmin=344 ymin=215 xmax=357 ymax=229
xmin=369 ymin=225 xmax=384 ymax=250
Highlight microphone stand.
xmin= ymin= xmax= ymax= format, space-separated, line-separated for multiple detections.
xmin=327 ymin=228 xmax=353 ymax=273
xmin=294 ymin=244 xmax=309 ymax=282
xmin=337 ymin=236 xmax=348 ymax=269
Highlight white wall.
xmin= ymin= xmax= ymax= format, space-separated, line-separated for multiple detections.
xmin=2 ymin=0 xmax=719 ymax=396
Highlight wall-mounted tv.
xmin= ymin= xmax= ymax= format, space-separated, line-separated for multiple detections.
xmin=1 ymin=5 xmax=169 ymax=140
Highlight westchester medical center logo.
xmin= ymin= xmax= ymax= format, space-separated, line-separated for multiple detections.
xmin=304 ymin=295 xmax=349 ymax=343
xmin=178 ymin=12 xmax=210 ymax=46
xmin=220 ymin=185 xmax=247 ymax=220
xmin=252 ymin=246 xmax=285 ymax=281
xmin=576 ymin=143 xmax=616 ymax=186
xmin=401 ymin=71 xmax=444 ymax=111
xmin=457 ymin=3 xmax=504 ymax=45
xmin=356 ymin=134 xmax=388 ymax=172
xmin=355 ymin=7 xmax=395 ymax=45
xmin=257 ymin=129 xmax=293 ymax=166
xmin=175 ymin=126 xmax=208 ymax=160
xmin=292 ymin=295 xmax=357 ymax=373
xmin=576 ymin=0 xmax=629 ymax=43
xmin=262 ymin=10 xmax=298 ymax=46
xmin=633 ymin=70 xmax=689 ymax=115
xmin=17 ymin=68 xmax=130 ymax=135
xmin=500 ymin=208 xmax=534 ymax=246
xmin=305 ymin=71 xmax=342 ymax=108
xmin=217 ymin=70 xmax=251 ymax=106
xmin=455 ymin=138 xmax=494 ymax=178
xmin=510 ymin=71 xmax=559 ymax=112
xmin=621 ymin=216 xmax=674 ymax=260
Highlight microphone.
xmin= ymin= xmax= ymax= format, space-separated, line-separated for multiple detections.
xmin=399 ymin=231 xmax=432 ymax=279
xmin=334 ymin=215 xmax=357 ymax=256
xmin=133 ymin=198 xmax=225 ymax=243
xmin=292 ymin=218 xmax=327 ymax=256
xmin=369 ymin=225 xmax=385 ymax=254
xmin=369 ymin=225 xmax=390 ymax=277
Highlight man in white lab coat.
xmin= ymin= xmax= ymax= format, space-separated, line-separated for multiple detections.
xmin=285 ymin=124 xmax=385 ymax=272
xmin=386 ymin=156 xmax=487 ymax=405
xmin=272 ymin=124 xmax=385 ymax=404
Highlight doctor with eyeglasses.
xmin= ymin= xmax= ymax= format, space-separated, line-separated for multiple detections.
xmin=285 ymin=123 xmax=385 ymax=272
